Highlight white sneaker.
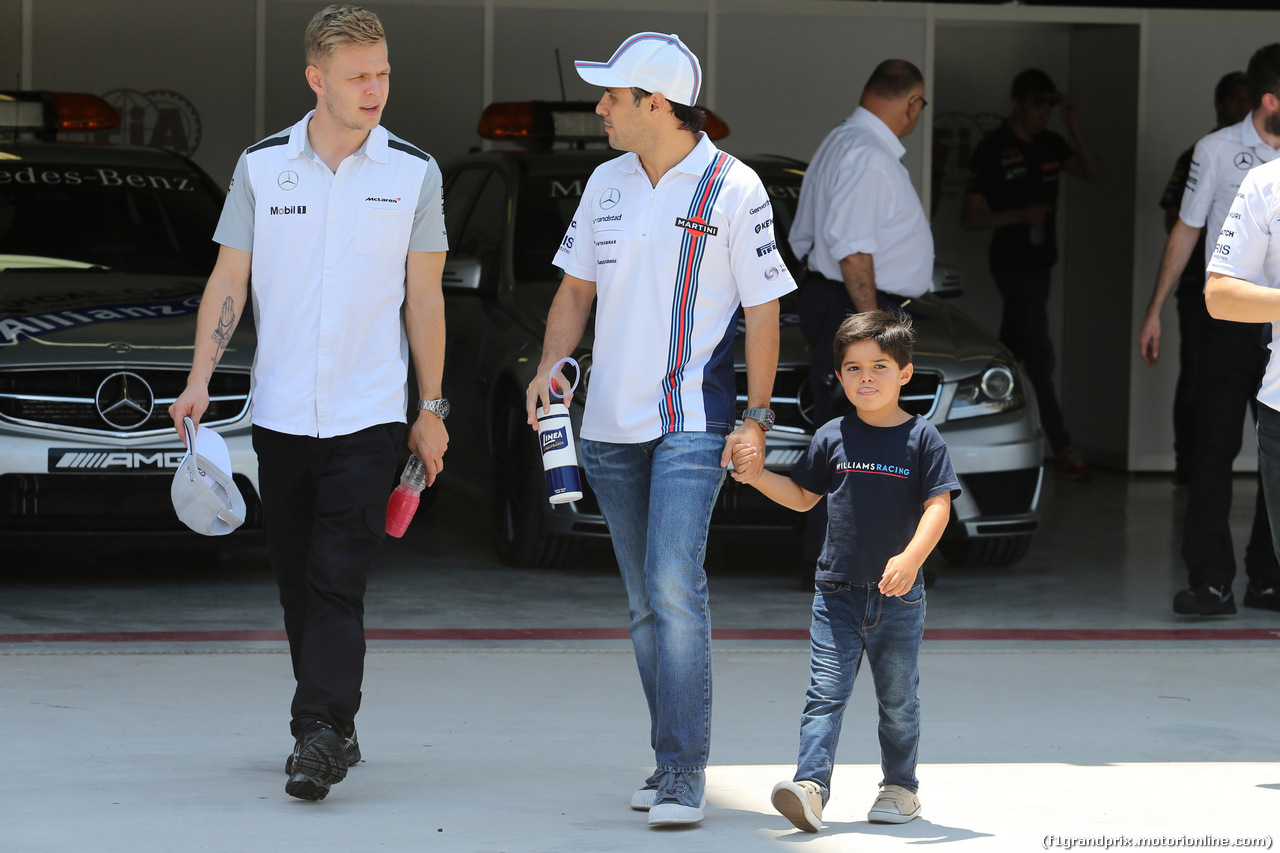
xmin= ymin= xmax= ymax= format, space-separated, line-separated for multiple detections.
xmin=771 ymin=779 xmax=823 ymax=832
xmin=868 ymin=784 xmax=921 ymax=824
xmin=631 ymin=770 xmax=661 ymax=811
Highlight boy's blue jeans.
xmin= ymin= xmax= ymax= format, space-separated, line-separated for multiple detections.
xmin=795 ymin=580 xmax=926 ymax=801
xmin=581 ymin=432 xmax=726 ymax=772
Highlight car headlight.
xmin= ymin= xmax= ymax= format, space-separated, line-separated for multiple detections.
xmin=947 ymin=363 xmax=1024 ymax=420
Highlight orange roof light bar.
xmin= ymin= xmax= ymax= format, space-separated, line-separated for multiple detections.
xmin=0 ymin=91 xmax=121 ymax=139
xmin=52 ymin=93 xmax=121 ymax=133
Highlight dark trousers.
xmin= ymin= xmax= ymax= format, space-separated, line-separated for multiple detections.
xmin=796 ymin=273 xmax=912 ymax=563
xmin=1180 ymin=318 xmax=1279 ymax=590
xmin=252 ymin=422 xmax=404 ymax=737
xmin=991 ymin=261 xmax=1070 ymax=455
xmin=1254 ymin=403 xmax=1280 ymax=580
xmin=1173 ymin=282 xmax=1210 ymax=476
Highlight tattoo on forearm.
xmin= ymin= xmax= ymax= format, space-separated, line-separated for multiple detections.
xmin=210 ymin=297 xmax=235 ymax=371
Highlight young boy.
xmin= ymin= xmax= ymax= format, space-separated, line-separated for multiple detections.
xmin=731 ymin=310 xmax=959 ymax=832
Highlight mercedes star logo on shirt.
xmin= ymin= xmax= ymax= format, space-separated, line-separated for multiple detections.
xmin=1235 ymin=151 xmax=1255 ymax=170
xmin=95 ymin=371 xmax=156 ymax=431
xmin=278 ymin=170 xmax=299 ymax=190
xmin=600 ymin=187 xmax=621 ymax=210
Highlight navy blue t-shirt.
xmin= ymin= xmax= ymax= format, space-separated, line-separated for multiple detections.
xmin=790 ymin=413 xmax=960 ymax=584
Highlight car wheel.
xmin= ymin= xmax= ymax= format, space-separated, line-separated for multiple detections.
xmin=938 ymin=534 xmax=1032 ymax=568
xmin=491 ymin=403 xmax=575 ymax=568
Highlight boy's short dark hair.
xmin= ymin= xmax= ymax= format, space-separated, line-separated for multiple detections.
xmin=833 ymin=310 xmax=915 ymax=369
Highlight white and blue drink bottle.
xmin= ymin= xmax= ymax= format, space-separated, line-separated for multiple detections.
xmin=536 ymin=357 xmax=583 ymax=504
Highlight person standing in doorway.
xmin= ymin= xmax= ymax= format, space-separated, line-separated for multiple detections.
xmin=962 ymin=68 xmax=1103 ymax=480
xmin=169 ymin=4 xmax=450 ymax=800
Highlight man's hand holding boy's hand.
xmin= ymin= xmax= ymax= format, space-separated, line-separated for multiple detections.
xmin=879 ymin=555 xmax=918 ymax=597
xmin=728 ymin=441 xmax=760 ymax=483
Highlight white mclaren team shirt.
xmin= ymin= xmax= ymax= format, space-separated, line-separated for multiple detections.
xmin=1205 ymin=157 xmax=1280 ymax=411
xmin=554 ymin=133 xmax=796 ymax=444
xmin=1180 ymin=113 xmax=1280 ymax=272
xmin=789 ymin=107 xmax=933 ymax=297
xmin=213 ymin=111 xmax=448 ymax=438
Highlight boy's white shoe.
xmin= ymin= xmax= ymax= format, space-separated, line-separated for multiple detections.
xmin=867 ymin=784 xmax=921 ymax=824
xmin=771 ymin=780 xmax=823 ymax=832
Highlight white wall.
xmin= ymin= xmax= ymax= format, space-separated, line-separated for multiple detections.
xmin=26 ymin=0 xmax=258 ymax=173
xmin=716 ymin=4 xmax=927 ymax=182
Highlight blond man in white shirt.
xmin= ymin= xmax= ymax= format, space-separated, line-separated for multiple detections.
xmin=169 ymin=4 xmax=448 ymax=801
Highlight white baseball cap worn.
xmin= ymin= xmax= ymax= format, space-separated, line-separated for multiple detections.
xmin=574 ymin=32 xmax=702 ymax=107
xmin=171 ymin=416 xmax=246 ymax=536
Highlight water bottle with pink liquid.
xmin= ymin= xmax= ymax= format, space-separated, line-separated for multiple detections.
xmin=385 ymin=454 xmax=427 ymax=537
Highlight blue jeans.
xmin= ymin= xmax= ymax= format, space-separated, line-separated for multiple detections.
xmin=581 ymin=432 xmax=727 ymax=772
xmin=795 ymin=581 xmax=926 ymax=801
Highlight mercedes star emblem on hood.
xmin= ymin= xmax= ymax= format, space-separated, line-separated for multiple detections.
xmin=95 ymin=371 xmax=155 ymax=431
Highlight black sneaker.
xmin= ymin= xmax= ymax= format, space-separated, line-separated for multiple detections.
xmin=1243 ymin=584 xmax=1280 ymax=612
xmin=284 ymin=723 xmax=349 ymax=801
xmin=285 ymin=729 xmax=361 ymax=774
xmin=1172 ymin=585 xmax=1237 ymax=616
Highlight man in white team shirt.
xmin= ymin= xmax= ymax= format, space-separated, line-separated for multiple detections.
xmin=1139 ymin=44 xmax=1280 ymax=617
xmin=1203 ymin=119 xmax=1280 ymax=615
xmin=525 ymin=32 xmax=795 ymax=827
xmin=169 ymin=5 xmax=449 ymax=800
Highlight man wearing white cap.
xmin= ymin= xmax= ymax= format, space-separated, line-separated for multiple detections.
xmin=169 ymin=5 xmax=449 ymax=802
xmin=527 ymin=32 xmax=795 ymax=826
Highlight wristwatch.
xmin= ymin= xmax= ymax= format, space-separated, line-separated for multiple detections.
xmin=417 ymin=398 xmax=450 ymax=421
xmin=742 ymin=407 xmax=775 ymax=432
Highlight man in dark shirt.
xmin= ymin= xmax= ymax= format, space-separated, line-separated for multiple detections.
xmin=962 ymin=69 xmax=1103 ymax=479
xmin=1143 ymin=71 xmax=1249 ymax=485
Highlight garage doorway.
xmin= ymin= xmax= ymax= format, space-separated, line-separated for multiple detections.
xmin=931 ymin=22 xmax=1140 ymax=468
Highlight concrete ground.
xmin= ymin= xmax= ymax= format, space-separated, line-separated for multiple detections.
xmin=3 ymin=471 xmax=1280 ymax=852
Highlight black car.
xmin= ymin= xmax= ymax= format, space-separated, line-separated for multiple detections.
xmin=434 ymin=103 xmax=1043 ymax=569
xmin=0 ymin=92 xmax=261 ymax=544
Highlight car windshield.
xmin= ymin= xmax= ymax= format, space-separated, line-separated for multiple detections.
xmin=0 ymin=164 xmax=221 ymax=276
xmin=513 ymin=165 xmax=804 ymax=286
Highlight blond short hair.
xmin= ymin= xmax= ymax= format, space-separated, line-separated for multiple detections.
xmin=304 ymin=5 xmax=385 ymax=67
